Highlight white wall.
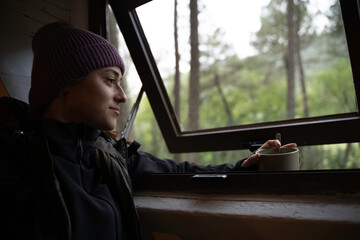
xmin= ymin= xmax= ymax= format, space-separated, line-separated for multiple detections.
xmin=0 ymin=0 xmax=88 ymax=103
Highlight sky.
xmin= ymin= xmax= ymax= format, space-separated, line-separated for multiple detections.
xmin=137 ymin=0 xmax=330 ymax=58
xmin=125 ymin=0 xmax=273 ymax=93
xmin=136 ymin=0 xmax=271 ymax=63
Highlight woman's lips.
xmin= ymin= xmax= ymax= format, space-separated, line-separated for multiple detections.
xmin=110 ymin=107 xmax=120 ymax=116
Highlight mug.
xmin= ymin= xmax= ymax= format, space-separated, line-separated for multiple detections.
xmin=256 ymin=147 xmax=301 ymax=171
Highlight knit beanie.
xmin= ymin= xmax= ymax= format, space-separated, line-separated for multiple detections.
xmin=29 ymin=22 xmax=125 ymax=114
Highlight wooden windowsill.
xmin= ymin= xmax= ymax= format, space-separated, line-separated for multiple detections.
xmin=134 ymin=191 xmax=360 ymax=240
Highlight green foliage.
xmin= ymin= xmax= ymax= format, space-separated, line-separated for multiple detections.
xmin=308 ymin=58 xmax=356 ymax=115
xmin=299 ymin=143 xmax=360 ymax=170
xmin=132 ymin=94 xmax=174 ymax=160
xmin=130 ymin=0 xmax=359 ymax=169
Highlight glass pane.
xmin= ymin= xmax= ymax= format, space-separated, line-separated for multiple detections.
xmin=107 ymin=2 xmax=360 ymax=170
xmin=133 ymin=95 xmax=360 ymax=170
xmin=298 ymin=143 xmax=360 ymax=170
xmin=133 ymin=93 xmax=254 ymax=165
xmin=106 ymin=5 xmax=143 ymax=138
xmin=137 ymin=0 xmax=358 ymax=131
xmin=132 ymin=96 xmax=360 ymax=170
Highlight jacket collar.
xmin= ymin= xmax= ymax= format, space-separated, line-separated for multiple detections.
xmin=41 ymin=118 xmax=100 ymax=164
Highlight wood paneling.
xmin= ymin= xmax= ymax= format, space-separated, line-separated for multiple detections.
xmin=0 ymin=78 xmax=9 ymax=97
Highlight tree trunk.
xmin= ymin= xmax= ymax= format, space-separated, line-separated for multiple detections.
xmin=188 ymin=0 xmax=200 ymax=131
xmin=342 ymin=143 xmax=351 ymax=169
xmin=173 ymin=0 xmax=181 ymax=162
xmin=173 ymin=0 xmax=181 ymax=120
xmin=188 ymin=0 xmax=200 ymax=162
xmin=214 ymin=73 xmax=233 ymax=125
xmin=295 ymin=1 xmax=309 ymax=117
xmin=286 ymin=0 xmax=296 ymax=119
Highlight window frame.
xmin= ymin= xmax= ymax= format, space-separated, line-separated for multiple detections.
xmin=85 ymin=0 xmax=360 ymax=204
xmin=133 ymin=169 xmax=360 ymax=194
xmin=108 ymin=0 xmax=360 ymax=154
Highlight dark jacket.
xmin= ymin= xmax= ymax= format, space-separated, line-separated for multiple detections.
xmin=0 ymin=97 xmax=252 ymax=240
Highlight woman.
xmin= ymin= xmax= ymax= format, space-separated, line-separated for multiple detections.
xmin=0 ymin=22 xmax=296 ymax=240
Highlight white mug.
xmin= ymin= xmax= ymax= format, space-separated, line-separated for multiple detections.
xmin=256 ymin=147 xmax=301 ymax=171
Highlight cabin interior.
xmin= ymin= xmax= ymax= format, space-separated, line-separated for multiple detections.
xmin=1 ymin=0 xmax=360 ymax=239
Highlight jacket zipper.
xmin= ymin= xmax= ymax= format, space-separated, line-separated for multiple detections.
xmin=77 ymin=138 xmax=87 ymax=191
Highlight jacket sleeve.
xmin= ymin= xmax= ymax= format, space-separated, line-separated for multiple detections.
xmin=126 ymin=141 xmax=257 ymax=184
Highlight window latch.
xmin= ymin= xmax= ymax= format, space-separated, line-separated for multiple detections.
xmin=191 ymin=174 xmax=227 ymax=181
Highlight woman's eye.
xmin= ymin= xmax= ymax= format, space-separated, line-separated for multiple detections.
xmin=106 ymin=78 xmax=115 ymax=83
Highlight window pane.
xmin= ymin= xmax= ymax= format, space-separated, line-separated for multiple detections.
xmin=107 ymin=1 xmax=360 ymax=170
xmin=298 ymin=143 xmax=360 ymax=170
xmin=133 ymin=95 xmax=360 ymax=170
xmin=106 ymin=5 xmax=143 ymax=138
xmin=137 ymin=0 xmax=358 ymax=131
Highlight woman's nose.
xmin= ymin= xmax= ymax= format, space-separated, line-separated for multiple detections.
xmin=115 ymin=85 xmax=127 ymax=103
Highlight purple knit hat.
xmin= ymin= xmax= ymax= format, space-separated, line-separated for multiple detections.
xmin=29 ymin=22 xmax=125 ymax=114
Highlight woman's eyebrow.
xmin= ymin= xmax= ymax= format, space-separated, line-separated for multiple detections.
xmin=104 ymin=69 xmax=121 ymax=77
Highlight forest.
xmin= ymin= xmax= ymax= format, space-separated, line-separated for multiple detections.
xmin=109 ymin=0 xmax=360 ymax=170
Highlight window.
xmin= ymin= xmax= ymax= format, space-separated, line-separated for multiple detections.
xmin=106 ymin=0 xmax=360 ymax=170
xmin=137 ymin=0 xmax=357 ymax=129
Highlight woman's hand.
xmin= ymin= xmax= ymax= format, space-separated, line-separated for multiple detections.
xmin=241 ymin=140 xmax=297 ymax=168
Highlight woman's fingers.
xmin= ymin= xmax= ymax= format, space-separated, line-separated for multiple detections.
xmin=241 ymin=140 xmax=297 ymax=168
xmin=260 ymin=140 xmax=297 ymax=150
xmin=259 ymin=140 xmax=281 ymax=150
xmin=282 ymin=143 xmax=297 ymax=148
xmin=241 ymin=153 xmax=260 ymax=167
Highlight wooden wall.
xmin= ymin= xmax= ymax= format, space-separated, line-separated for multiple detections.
xmin=0 ymin=0 xmax=88 ymax=102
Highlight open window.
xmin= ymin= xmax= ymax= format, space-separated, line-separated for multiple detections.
xmin=90 ymin=2 xmax=360 ymax=237
xmin=96 ymin=0 xmax=360 ymax=171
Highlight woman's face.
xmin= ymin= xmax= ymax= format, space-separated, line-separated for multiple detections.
xmin=62 ymin=66 xmax=126 ymax=130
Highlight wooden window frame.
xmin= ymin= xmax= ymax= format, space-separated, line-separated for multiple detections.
xmin=106 ymin=0 xmax=360 ymax=153
xmin=86 ymin=0 xmax=360 ymax=203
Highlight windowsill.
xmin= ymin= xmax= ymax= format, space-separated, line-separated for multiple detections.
xmin=134 ymin=192 xmax=360 ymax=240
xmin=134 ymin=171 xmax=360 ymax=240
